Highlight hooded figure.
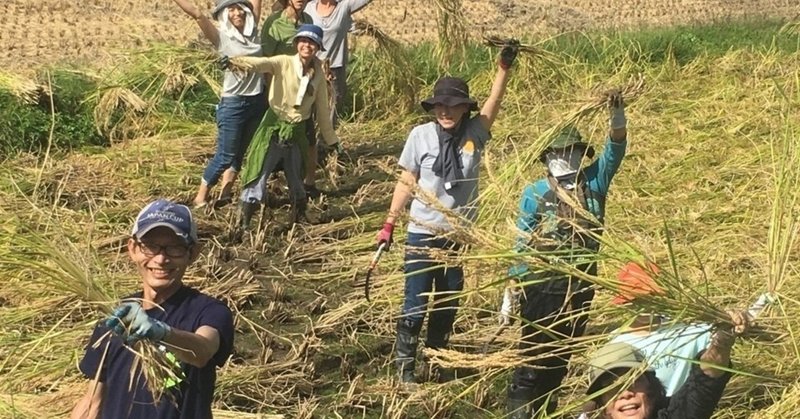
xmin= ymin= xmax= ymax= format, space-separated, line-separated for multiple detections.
xmin=173 ymin=0 xmax=267 ymax=210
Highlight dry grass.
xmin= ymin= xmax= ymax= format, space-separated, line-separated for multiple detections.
xmin=1 ymin=26 xmax=800 ymax=418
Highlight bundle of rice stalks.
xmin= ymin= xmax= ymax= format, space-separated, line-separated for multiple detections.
xmin=87 ymin=44 xmax=220 ymax=141
xmin=0 ymin=226 xmax=183 ymax=402
xmin=482 ymin=35 xmax=559 ymax=63
xmin=433 ymin=0 xmax=469 ymax=71
xmin=93 ymin=87 xmax=149 ymax=142
xmin=566 ymin=73 xmax=647 ymax=124
xmin=350 ymin=20 xmax=420 ymax=119
xmin=765 ymin=124 xmax=800 ymax=295
xmin=0 ymin=72 xmax=41 ymax=104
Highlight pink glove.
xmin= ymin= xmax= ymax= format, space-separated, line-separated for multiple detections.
xmin=376 ymin=222 xmax=394 ymax=250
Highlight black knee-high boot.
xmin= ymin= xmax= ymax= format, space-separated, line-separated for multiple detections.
xmin=395 ymin=318 xmax=422 ymax=383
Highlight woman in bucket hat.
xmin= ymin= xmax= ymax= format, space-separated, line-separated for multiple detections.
xmin=225 ymin=24 xmax=341 ymax=227
xmin=502 ymin=92 xmax=629 ymax=418
xmin=173 ymin=0 xmax=267 ymax=209
xmin=582 ymin=308 xmax=750 ymax=419
xmin=374 ymin=43 xmax=519 ymax=385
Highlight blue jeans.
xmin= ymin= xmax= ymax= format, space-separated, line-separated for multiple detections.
xmin=202 ymin=92 xmax=267 ymax=186
xmin=401 ymin=232 xmax=463 ymax=348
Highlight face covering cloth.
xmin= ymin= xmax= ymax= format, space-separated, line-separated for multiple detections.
xmin=546 ymin=148 xmax=584 ymax=179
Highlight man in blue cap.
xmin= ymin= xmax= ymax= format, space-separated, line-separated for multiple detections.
xmin=70 ymin=199 xmax=234 ymax=419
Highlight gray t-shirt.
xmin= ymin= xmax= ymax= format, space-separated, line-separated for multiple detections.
xmin=218 ymin=31 xmax=265 ymax=97
xmin=304 ymin=0 xmax=372 ymax=69
xmin=398 ymin=117 xmax=491 ymax=235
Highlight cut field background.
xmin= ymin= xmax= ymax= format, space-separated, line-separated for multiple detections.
xmin=1 ymin=2 xmax=800 ymax=419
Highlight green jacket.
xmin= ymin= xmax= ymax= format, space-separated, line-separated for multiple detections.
xmin=240 ymin=108 xmax=308 ymax=187
xmin=261 ymin=11 xmax=313 ymax=57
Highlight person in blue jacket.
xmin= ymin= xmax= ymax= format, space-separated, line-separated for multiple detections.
xmin=503 ymin=91 xmax=628 ymax=418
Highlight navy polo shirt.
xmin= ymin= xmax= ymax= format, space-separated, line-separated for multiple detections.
xmin=79 ymin=286 xmax=234 ymax=419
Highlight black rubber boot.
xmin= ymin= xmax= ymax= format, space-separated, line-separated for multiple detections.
xmin=290 ymin=200 xmax=308 ymax=224
xmin=395 ymin=318 xmax=422 ymax=384
xmin=240 ymin=201 xmax=260 ymax=230
xmin=507 ymin=383 xmax=537 ymax=419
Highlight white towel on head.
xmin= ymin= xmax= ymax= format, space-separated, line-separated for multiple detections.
xmin=218 ymin=4 xmax=255 ymax=44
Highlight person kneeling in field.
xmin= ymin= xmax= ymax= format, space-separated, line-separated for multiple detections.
xmin=227 ymin=23 xmax=342 ymax=227
xmin=375 ymin=43 xmax=519 ymax=384
xmin=70 ymin=199 xmax=234 ymax=419
xmin=582 ymin=308 xmax=750 ymax=419
xmin=502 ymin=92 xmax=629 ymax=418
xmin=607 ymin=262 xmax=714 ymax=396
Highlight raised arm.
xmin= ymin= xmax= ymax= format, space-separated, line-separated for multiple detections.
xmin=251 ymin=0 xmax=263 ymax=22
xmin=607 ymin=90 xmax=627 ymax=143
xmin=229 ymin=55 xmax=280 ymax=74
xmin=172 ymin=0 xmax=220 ymax=47
xmin=347 ymin=0 xmax=375 ymax=14
xmin=701 ymin=310 xmax=750 ymax=378
xmin=477 ymin=43 xmax=518 ymax=131
xmin=663 ymin=311 xmax=749 ymax=418
xmin=70 ymin=380 xmax=105 ymax=419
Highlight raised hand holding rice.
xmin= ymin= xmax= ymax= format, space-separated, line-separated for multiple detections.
xmin=607 ymin=89 xmax=627 ymax=130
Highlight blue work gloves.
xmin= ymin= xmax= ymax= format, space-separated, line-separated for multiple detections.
xmin=105 ymin=301 xmax=172 ymax=344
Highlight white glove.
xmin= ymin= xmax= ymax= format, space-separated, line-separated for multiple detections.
xmin=499 ymin=287 xmax=521 ymax=326
xmin=608 ymin=90 xmax=626 ymax=130
xmin=746 ymin=292 xmax=776 ymax=321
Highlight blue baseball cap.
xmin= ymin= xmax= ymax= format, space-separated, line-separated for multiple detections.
xmin=131 ymin=199 xmax=198 ymax=245
xmin=293 ymin=24 xmax=325 ymax=51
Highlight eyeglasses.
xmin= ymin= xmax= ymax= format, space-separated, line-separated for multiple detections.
xmin=135 ymin=240 xmax=191 ymax=258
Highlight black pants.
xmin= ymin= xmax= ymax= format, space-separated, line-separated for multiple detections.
xmin=509 ymin=266 xmax=596 ymax=411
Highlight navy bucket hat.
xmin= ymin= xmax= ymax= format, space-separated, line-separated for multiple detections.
xmin=293 ymin=24 xmax=325 ymax=51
